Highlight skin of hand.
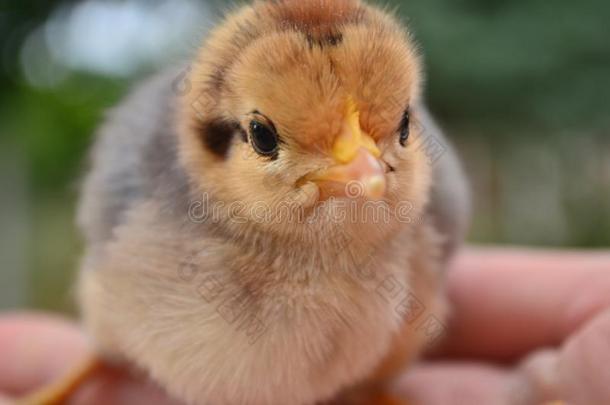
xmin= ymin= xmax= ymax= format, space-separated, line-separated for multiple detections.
xmin=1 ymin=248 xmax=609 ymax=405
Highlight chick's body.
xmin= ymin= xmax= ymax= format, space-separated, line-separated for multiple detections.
xmin=77 ymin=1 xmax=469 ymax=404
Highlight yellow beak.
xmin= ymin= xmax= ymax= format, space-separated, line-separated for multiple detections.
xmin=308 ymin=98 xmax=386 ymax=200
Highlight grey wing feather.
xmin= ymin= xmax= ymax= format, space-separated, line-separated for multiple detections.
xmin=77 ymin=67 xmax=190 ymax=249
xmin=417 ymin=106 xmax=471 ymax=262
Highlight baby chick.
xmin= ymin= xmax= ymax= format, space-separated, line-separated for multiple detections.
xmin=25 ymin=0 xmax=470 ymax=404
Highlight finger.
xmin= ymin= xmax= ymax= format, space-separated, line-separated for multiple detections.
xmin=559 ymin=309 xmax=610 ymax=404
xmin=394 ymin=362 xmax=518 ymax=405
xmin=68 ymin=367 xmax=180 ymax=405
xmin=0 ymin=394 xmax=13 ymax=405
xmin=0 ymin=313 xmax=181 ymax=405
xmin=517 ymin=309 xmax=610 ymax=404
xmin=438 ymin=247 xmax=610 ymax=361
xmin=0 ymin=312 xmax=88 ymax=396
xmin=398 ymin=309 xmax=610 ymax=405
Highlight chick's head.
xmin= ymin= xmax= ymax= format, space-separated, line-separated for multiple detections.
xmin=179 ymin=0 xmax=432 ymax=238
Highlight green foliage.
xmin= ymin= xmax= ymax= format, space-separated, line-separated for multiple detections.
xmin=0 ymin=0 xmax=608 ymax=311
xmin=391 ymin=0 xmax=610 ymax=135
xmin=1 ymin=75 xmax=126 ymax=193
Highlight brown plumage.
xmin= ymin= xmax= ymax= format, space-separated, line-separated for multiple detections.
xmin=50 ymin=0 xmax=471 ymax=404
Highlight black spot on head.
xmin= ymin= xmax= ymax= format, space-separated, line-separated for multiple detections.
xmin=326 ymin=32 xmax=343 ymax=46
xmin=196 ymin=118 xmax=242 ymax=159
xmin=305 ymin=32 xmax=343 ymax=49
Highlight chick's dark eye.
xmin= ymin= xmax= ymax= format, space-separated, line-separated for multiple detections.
xmin=249 ymin=120 xmax=278 ymax=157
xmin=398 ymin=108 xmax=410 ymax=147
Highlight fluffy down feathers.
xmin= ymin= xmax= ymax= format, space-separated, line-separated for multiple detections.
xmin=77 ymin=1 xmax=469 ymax=404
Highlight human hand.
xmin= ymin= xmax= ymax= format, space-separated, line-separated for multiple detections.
xmin=1 ymin=248 xmax=609 ymax=404
xmin=0 ymin=314 xmax=180 ymax=405
xmin=398 ymin=247 xmax=610 ymax=405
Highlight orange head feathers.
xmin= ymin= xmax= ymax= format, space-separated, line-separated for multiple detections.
xmin=178 ymin=0 xmax=430 ymax=235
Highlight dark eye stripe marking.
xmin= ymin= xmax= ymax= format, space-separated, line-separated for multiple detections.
xmin=197 ymin=119 xmax=242 ymax=159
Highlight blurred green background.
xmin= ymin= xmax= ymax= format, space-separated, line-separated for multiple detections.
xmin=1 ymin=0 xmax=609 ymax=312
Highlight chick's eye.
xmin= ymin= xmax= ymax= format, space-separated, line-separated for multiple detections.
xmin=249 ymin=120 xmax=279 ymax=157
xmin=398 ymin=108 xmax=410 ymax=147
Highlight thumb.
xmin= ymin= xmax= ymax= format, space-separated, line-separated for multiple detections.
xmin=516 ymin=308 xmax=610 ymax=404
